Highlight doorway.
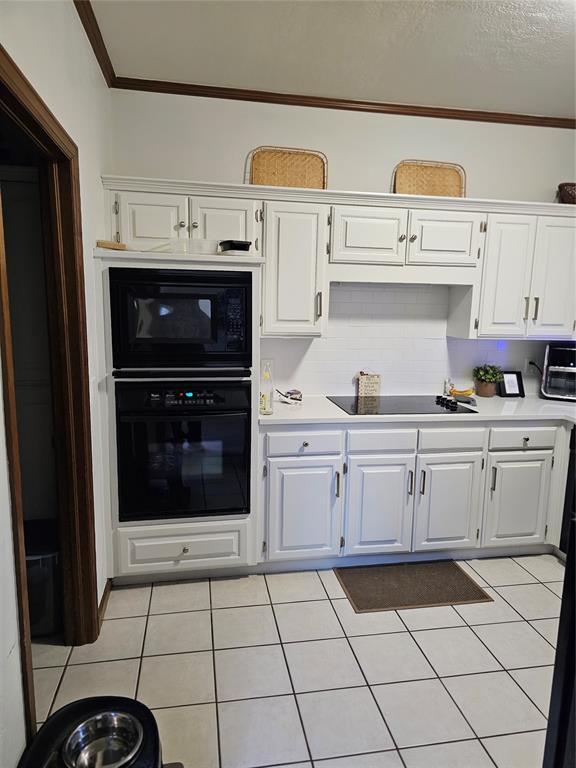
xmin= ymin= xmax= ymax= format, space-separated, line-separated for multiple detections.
xmin=0 ymin=44 xmax=98 ymax=738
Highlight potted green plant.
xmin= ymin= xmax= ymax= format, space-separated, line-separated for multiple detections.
xmin=473 ymin=364 xmax=503 ymax=397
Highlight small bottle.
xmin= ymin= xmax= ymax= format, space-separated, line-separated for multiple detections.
xmin=259 ymin=359 xmax=274 ymax=415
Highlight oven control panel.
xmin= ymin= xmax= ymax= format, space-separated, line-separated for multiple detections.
xmin=149 ymin=389 xmax=218 ymax=407
xmin=116 ymin=381 xmax=251 ymax=413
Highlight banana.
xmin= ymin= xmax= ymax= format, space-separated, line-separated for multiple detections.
xmin=449 ymin=387 xmax=475 ymax=397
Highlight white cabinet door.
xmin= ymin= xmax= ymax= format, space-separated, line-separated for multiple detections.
xmin=413 ymin=452 xmax=483 ymax=551
xmin=262 ymin=201 xmax=328 ymax=336
xmin=191 ymin=197 xmax=260 ymax=251
xmin=482 ymin=451 xmax=552 ymax=547
xmin=345 ymin=455 xmax=415 ymax=555
xmin=330 ymin=205 xmax=408 ymax=265
xmin=117 ymin=192 xmax=189 ymax=250
xmin=477 ymin=214 xmax=536 ymax=337
xmin=527 ymin=217 xmax=576 ymax=338
xmin=267 ymin=456 xmax=342 ymax=560
xmin=406 ymin=210 xmax=484 ymax=266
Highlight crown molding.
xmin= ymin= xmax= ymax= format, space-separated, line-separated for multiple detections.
xmin=75 ymin=3 xmax=576 ymax=130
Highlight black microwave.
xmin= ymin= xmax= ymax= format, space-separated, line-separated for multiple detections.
xmin=109 ymin=268 xmax=252 ymax=370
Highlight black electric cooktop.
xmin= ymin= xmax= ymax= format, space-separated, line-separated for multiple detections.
xmin=327 ymin=395 xmax=477 ymax=416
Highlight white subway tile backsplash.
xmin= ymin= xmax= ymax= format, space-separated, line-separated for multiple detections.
xmin=261 ymin=284 xmax=546 ymax=396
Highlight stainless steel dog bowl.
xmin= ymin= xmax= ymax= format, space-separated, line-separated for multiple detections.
xmin=61 ymin=711 xmax=143 ymax=768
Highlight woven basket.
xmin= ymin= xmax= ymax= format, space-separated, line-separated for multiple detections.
xmin=249 ymin=146 xmax=327 ymax=189
xmin=392 ymin=160 xmax=466 ymax=197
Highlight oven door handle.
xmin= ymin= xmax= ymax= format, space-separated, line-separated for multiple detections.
xmin=118 ymin=410 xmax=249 ymax=422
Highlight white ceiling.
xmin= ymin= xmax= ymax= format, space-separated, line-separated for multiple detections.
xmin=92 ymin=0 xmax=576 ymax=117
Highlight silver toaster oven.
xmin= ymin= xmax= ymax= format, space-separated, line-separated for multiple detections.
xmin=541 ymin=343 xmax=576 ymax=401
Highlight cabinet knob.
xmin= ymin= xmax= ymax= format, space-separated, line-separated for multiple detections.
xmin=409 ymin=234 xmax=417 ymax=243
xmin=191 ymin=221 xmax=199 ymax=229
xmin=302 ymin=441 xmax=309 ymax=447
xmin=399 ymin=234 xmax=406 ymax=242
xmin=522 ymin=436 xmax=530 ymax=448
xmin=178 ymin=220 xmax=187 ymax=228
xmin=182 ymin=546 xmax=190 ymax=554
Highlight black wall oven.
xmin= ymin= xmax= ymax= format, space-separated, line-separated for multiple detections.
xmin=109 ymin=268 xmax=252 ymax=371
xmin=116 ymin=380 xmax=250 ymax=522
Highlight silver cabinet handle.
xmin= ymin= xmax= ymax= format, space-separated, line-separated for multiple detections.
xmin=533 ymin=297 xmax=540 ymax=322
xmin=523 ymin=297 xmax=530 ymax=321
xmin=408 ymin=469 xmax=414 ymax=495
xmin=191 ymin=221 xmax=199 ymax=229
xmin=399 ymin=234 xmax=406 ymax=242
xmin=522 ymin=436 xmax=530 ymax=449
xmin=255 ymin=237 xmax=259 ymax=251
xmin=315 ymin=291 xmax=323 ymax=319
xmin=302 ymin=441 xmax=309 ymax=447
xmin=420 ymin=469 xmax=426 ymax=495
xmin=409 ymin=234 xmax=417 ymax=243
xmin=178 ymin=220 xmax=187 ymax=229
xmin=491 ymin=467 xmax=497 ymax=493
xmin=182 ymin=545 xmax=190 ymax=554
xmin=335 ymin=471 xmax=341 ymax=498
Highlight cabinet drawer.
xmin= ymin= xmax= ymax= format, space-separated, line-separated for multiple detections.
xmin=418 ymin=428 xmax=487 ymax=451
xmin=116 ymin=520 xmax=248 ymax=575
xmin=489 ymin=427 xmax=557 ymax=451
xmin=267 ymin=431 xmax=343 ymax=457
xmin=347 ymin=429 xmax=417 ymax=453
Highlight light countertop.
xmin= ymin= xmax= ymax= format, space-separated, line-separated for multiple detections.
xmin=259 ymin=394 xmax=576 ymax=426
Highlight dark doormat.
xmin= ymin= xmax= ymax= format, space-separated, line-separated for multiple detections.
xmin=334 ymin=560 xmax=492 ymax=613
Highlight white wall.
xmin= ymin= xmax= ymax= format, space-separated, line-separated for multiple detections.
xmin=0 ymin=1 xmax=113 ymax=762
xmin=262 ymin=283 xmax=546 ymax=396
xmin=111 ymin=89 xmax=574 ymax=203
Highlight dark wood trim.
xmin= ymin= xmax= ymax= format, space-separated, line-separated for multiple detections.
xmin=0 ymin=192 xmax=36 ymax=741
xmin=113 ymin=76 xmax=576 ymax=129
xmin=0 ymin=42 xmax=99 ymax=738
xmin=98 ymin=579 xmax=112 ymax=628
xmin=73 ymin=0 xmax=115 ymax=87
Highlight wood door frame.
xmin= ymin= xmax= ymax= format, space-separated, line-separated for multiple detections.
xmin=0 ymin=44 xmax=98 ymax=738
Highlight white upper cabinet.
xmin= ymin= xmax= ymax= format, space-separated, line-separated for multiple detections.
xmin=118 ymin=192 xmax=189 ymax=250
xmin=482 ymin=451 xmax=552 ymax=547
xmin=330 ymin=205 xmax=408 ymax=265
xmin=527 ymin=217 xmax=576 ymax=338
xmin=262 ymin=201 xmax=328 ymax=336
xmin=191 ymin=197 xmax=260 ymax=251
xmin=406 ymin=210 xmax=484 ymax=266
xmin=478 ymin=214 xmax=537 ymax=337
xmin=345 ymin=455 xmax=415 ymax=555
xmin=413 ymin=452 xmax=483 ymax=551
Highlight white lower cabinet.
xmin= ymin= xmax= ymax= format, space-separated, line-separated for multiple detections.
xmin=267 ymin=456 xmax=343 ymax=560
xmin=413 ymin=452 xmax=484 ymax=551
xmin=345 ymin=455 xmax=415 ymax=554
xmin=482 ymin=451 xmax=552 ymax=547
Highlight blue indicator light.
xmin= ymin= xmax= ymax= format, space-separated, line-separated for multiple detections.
xmin=185 ymin=392 xmax=194 ymax=398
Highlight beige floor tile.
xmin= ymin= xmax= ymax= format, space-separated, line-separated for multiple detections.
xmin=274 ymin=600 xmax=343 ymax=643
xmin=317 ymin=570 xmax=347 ymax=599
xmin=32 ymin=641 xmax=71 ymax=669
xmin=495 ymin=584 xmax=561 ymax=620
xmin=332 ymin=599 xmax=406 ymax=636
xmin=284 ymin=638 xmax=364 ymax=693
xmin=412 ymin=627 xmax=501 ymax=677
xmin=373 ymin=679 xmax=474 ymax=749
xmin=530 ymin=618 xmax=559 ymax=646
xmin=466 ymin=558 xmax=537 ymax=587
xmin=401 ymin=739 xmax=493 ymax=768
xmin=211 ymin=575 xmax=269 ymax=608
xmin=513 ymin=554 xmax=565 ymax=583
xmin=33 ymin=667 xmax=63 ymax=721
xmin=510 ymin=666 xmax=554 ymax=715
xmin=53 ymin=659 xmax=139 ymax=711
xmin=215 ymin=645 xmax=291 ymax=701
xmin=137 ymin=651 xmax=214 ymax=709
xmin=317 ymin=752 xmax=402 ymax=767
xmin=544 ymin=581 xmax=564 ymax=597
xmin=454 ymin=587 xmax=523 ymax=625
xmin=219 ymin=695 xmax=309 ymax=768
xmin=482 ymin=730 xmax=546 ymax=768
xmin=350 ymin=633 xmax=435 ymax=685
xmin=473 ymin=622 xmax=555 ymax=670
xmin=298 ymin=687 xmax=394 ymax=760
xmin=212 ymin=605 xmax=279 ymax=649
xmin=105 ymin=585 xmax=151 ymax=619
xmin=442 ymin=671 xmax=547 ymax=737
xmin=69 ymin=617 xmax=146 ymax=664
xmin=144 ymin=611 xmax=212 ymax=655
xmin=149 ymin=580 xmax=210 ymax=614
xmin=266 ymin=571 xmax=327 ymax=603
xmin=398 ymin=605 xmax=465 ymax=631
xmin=458 ymin=561 xmax=490 ymax=587
xmin=154 ymin=704 xmax=219 ymax=768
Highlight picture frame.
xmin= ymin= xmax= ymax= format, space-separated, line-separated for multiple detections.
xmin=499 ymin=370 xmax=525 ymax=398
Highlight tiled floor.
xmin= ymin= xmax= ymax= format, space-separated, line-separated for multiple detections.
xmin=33 ymin=554 xmax=564 ymax=768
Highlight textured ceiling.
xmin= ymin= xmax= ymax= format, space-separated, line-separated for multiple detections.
xmin=91 ymin=0 xmax=576 ymax=117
